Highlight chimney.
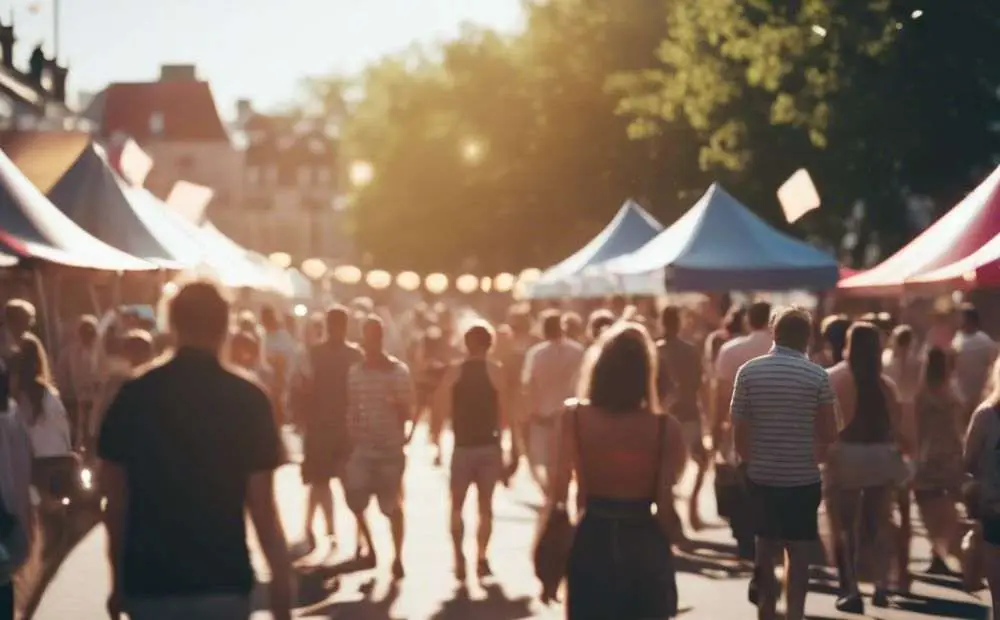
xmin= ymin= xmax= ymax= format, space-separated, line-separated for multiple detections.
xmin=159 ymin=64 xmax=197 ymax=81
xmin=49 ymin=62 xmax=68 ymax=102
xmin=236 ymin=98 xmax=253 ymax=124
xmin=0 ymin=20 xmax=14 ymax=69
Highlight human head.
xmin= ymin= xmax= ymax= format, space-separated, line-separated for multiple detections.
xmin=724 ymin=305 xmax=747 ymax=336
xmin=746 ymin=301 xmax=772 ymax=332
xmin=960 ymin=303 xmax=981 ymax=334
xmin=821 ymin=315 xmax=850 ymax=364
xmin=76 ymin=315 xmax=98 ymax=347
xmin=561 ymin=312 xmax=584 ymax=342
xmin=506 ymin=304 xmax=533 ymax=336
xmin=891 ymin=325 xmax=913 ymax=352
xmin=772 ymin=307 xmax=812 ymax=353
xmin=325 ymin=305 xmax=350 ymax=343
xmin=540 ymin=310 xmax=563 ymax=341
xmin=362 ymin=315 xmax=385 ymax=357
xmin=3 ymin=299 xmax=36 ymax=338
xmin=169 ymin=280 xmax=230 ymax=353
xmin=260 ymin=305 xmax=279 ymax=332
xmin=659 ymin=305 xmax=681 ymax=339
xmin=846 ymin=322 xmax=882 ymax=376
xmin=464 ymin=322 xmax=495 ymax=357
xmin=587 ymin=309 xmax=615 ymax=341
xmin=230 ymin=329 xmax=260 ymax=370
xmin=923 ymin=346 xmax=949 ymax=389
xmin=236 ymin=310 xmax=257 ymax=334
xmin=578 ymin=321 xmax=658 ymax=413
xmin=122 ymin=329 xmax=155 ymax=368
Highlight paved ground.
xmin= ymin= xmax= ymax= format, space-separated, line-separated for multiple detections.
xmin=34 ymin=428 xmax=994 ymax=619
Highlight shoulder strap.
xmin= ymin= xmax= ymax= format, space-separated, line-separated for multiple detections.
xmin=653 ymin=415 xmax=667 ymax=502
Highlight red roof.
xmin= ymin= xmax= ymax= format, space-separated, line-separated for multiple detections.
xmin=95 ymin=80 xmax=229 ymax=143
xmin=838 ymin=166 xmax=1000 ymax=296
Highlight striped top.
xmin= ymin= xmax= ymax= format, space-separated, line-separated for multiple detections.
xmin=731 ymin=346 xmax=835 ymax=487
xmin=346 ymin=357 xmax=414 ymax=455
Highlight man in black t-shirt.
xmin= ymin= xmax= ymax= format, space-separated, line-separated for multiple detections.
xmin=98 ymin=281 xmax=292 ymax=620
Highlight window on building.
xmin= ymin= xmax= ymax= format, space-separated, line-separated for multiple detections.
xmin=297 ymin=166 xmax=312 ymax=188
xmin=246 ymin=166 xmax=260 ymax=186
xmin=149 ymin=112 xmax=165 ymax=136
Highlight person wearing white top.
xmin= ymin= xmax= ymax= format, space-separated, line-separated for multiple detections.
xmin=10 ymin=335 xmax=72 ymax=458
xmin=953 ymin=305 xmax=997 ymax=425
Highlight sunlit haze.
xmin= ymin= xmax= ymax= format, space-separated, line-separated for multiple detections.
xmin=2 ymin=0 xmax=524 ymax=113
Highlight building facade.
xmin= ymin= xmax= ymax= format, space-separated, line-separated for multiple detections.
xmin=0 ymin=18 xmax=78 ymax=130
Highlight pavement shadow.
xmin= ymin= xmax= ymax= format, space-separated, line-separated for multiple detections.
xmin=428 ymin=583 xmax=535 ymax=620
xmin=304 ymin=579 xmax=402 ymax=619
xmin=806 ymin=579 xmax=989 ymax=619
xmin=673 ymin=539 xmax=752 ymax=580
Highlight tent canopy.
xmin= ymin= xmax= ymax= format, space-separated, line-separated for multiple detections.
xmin=529 ymin=199 xmax=664 ymax=299
xmin=606 ymin=184 xmax=839 ymax=292
xmin=907 ymin=231 xmax=1000 ymax=291
xmin=839 ymin=165 xmax=1000 ymax=296
xmin=0 ymin=145 xmax=150 ymax=270
xmin=1 ymin=131 xmax=192 ymax=268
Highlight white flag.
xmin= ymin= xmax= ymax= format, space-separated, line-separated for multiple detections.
xmin=166 ymin=181 xmax=214 ymax=224
xmin=778 ymin=168 xmax=821 ymax=223
xmin=117 ymin=138 xmax=153 ymax=187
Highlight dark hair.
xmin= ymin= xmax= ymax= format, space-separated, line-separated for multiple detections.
xmin=78 ymin=315 xmax=98 ymax=338
xmin=122 ymin=329 xmax=155 ymax=367
xmin=660 ymin=305 xmax=681 ymax=337
xmin=464 ymin=322 xmax=494 ymax=354
xmin=541 ymin=310 xmax=563 ymax=340
xmin=579 ymin=322 xmax=659 ymax=413
xmin=924 ymin=346 xmax=949 ymax=389
xmin=724 ymin=305 xmax=746 ymax=336
xmin=846 ymin=322 xmax=889 ymax=426
xmin=363 ymin=315 xmax=384 ymax=346
xmin=891 ymin=325 xmax=913 ymax=350
xmin=747 ymin=301 xmax=772 ymax=331
xmin=169 ymin=280 xmax=230 ymax=348
xmin=961 ymin=303 xmax=980 ymax=330
xmin=821 ymin=315 xmax=851 ymax=364
xmin=773 ymin=307 xmax=812 ymax=352
xmin=561 ymin=312 xmax=583 ymax=336
xmin=587 ymin=309 xmax=615 ymax=341
xmin=326 ymin=305 xmax=349 ymax=341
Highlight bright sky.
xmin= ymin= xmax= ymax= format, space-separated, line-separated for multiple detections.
xmin=3 ymin=0 xmax=523 ymax=115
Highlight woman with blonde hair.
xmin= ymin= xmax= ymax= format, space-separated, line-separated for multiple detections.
xmin=544 ymin=320 xmax=686 ymax=618
xmin=963 ymin=356 xmax=1000 ymax=610
xmin=11 ymin=335 xmax=71 ymax=459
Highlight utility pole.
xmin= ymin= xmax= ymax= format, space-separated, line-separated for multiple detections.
xmin=52 ymin=0 xmax=59 ymax=60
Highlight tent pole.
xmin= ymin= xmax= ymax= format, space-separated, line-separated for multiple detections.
xmin=32 ymin=267 xmax=54 ymax=350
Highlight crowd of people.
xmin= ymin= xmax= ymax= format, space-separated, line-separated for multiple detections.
xmin=1 ymin=280 xmax=1000 ymax=619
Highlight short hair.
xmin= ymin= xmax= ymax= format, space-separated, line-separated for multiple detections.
xmin=961 ymin=303 xmax=980 ymax=329
xmin=724 ymin=305 xmax=747 ymax=336
xmin=561 ymin=312 xmax=583 ymax=335
xmin=772 ymin=307 xmax=812 ymax=352
xmin=747 ymin=301 xmax=772 ymax=331
xmin=540 ymin=310 xmax=563 ymax=340
xmin=464 ymin=322 xmax=495 ymax=353
xmin=660 ymin=305 xmax=681 ymax=336
xmin=891 ymin=324 xmax=913 ymax=349
xmin=122 ymin=329 xmax=154 ymax=366
xmin=326 ymin=305 xmax=349 ymax=338
xmin=169 ymin=280 xmax=230 ymax=346
xmin=587 ymin=309 xmax=615 ymax=340
xmin=362 ymin=314 xmax=384 ymax=342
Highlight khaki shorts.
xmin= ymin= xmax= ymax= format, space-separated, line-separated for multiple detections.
xmin=344 ymin=451 xmax=406 ymax=516
xmin=451 ymin=445 xmax=502 ymax=497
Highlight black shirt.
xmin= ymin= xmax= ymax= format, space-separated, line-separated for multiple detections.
xmin=656 ymin=336 xmax=703 ymax=423
xmin=452 ymin=359 xmax=500 ymax=448
xmin=98 ymin=347 xmax=282 ymax=598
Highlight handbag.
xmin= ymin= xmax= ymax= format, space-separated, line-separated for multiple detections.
xmin=533 ymin=403 xmax=580 ymax=603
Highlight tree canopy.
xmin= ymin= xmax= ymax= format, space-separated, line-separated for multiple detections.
xmin=300 ymin=0 xmax=1000 ymax=271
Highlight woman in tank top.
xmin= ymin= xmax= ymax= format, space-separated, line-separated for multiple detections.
xmin=547 ymin=321 xmax=686 ymax=619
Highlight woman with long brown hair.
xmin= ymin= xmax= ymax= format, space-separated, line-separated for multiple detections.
xmin=546 ymin=321 xmax=686 ymax=619
xmin=10 ymin=335 xmax=71 ymax=458
xmin=826 ymin=322 xmax=911 ymax=613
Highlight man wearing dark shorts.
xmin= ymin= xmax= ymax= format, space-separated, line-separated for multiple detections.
xmin=300 ymin=306 xmax=362 ymax=553
xmin=732 ymin=308 xmax=839 ymax=620
xmin=435 ymin=322 xmax=509 ymax=580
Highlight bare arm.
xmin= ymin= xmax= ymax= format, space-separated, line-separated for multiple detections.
xmin=488 ymin=361 xmax=511 ymax=433
xmin=246 ymin=471 xmax=292 ymax=620
xmin=546 ymin=407 xmax=576 ymax=509
xmin=886 ymin=383 xmax=913 ymax=456
xmin=662 ymin=415 xmax=689 ymax=486
xmin=433 ymin=364 xmax=460 ymax=425
xmin=965 ymin=408 xmax=987 ymax=474
xmin=814 ymin=402 xmax=839 ymax=463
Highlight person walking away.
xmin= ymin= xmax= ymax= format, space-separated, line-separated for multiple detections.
xmin=963 ymin=357 xmax=1000 ymax=612
xmin=913 ymin=347 xmax=965 ymax=574
xmin=87 ymin=331 xmax=154 ymax=454
xmin=261 ymin=306 xmax=297 ymax=426
xmin=299 ymin=306 xmax=362 ymax=554
xmin=657 ymin=305 xmax=707 ymax=532
xmin=825 ymin=322 xmax=911 ymax=613
xmin=547 ymin=321 xmax=686 ymax=619
xmin=435 ymin=322 xmax=509 ymax=581
xmin=0 ymin=301 xmax=35 ymax=366
xmin=344 ymin=316 xmax=414 ymax=580
xmin=732 ymin=308 xmax=838 ymax=620
xmin=585 ymin=309 xmax=615 ymax=344
xmin=98 ymin=281 xmax=291 ymax=620
xmin=814 ymin=315 xmax=850 ymax=369
xmin=0 ymin=359 xmax=33 ymax=619
xmin=416 ymin=327 xmax=452 ymax=467
xmin=953 ymin=303 xmax=997 ymax=426
xmin=54 ymin=316 xmax=100 ymax=449
xmin=500 ymin=306 xmax=539 ymax=482
xmin=522 ymin=311 xmax=584 ymax=490
xmin=12 ymin=335 xmax=71 ymax=461
xmin=715 ymin=301 xmax=773 ymax=560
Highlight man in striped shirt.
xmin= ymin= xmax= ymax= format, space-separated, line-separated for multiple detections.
xmin=732 ymin=308 xmax=839 ymax=620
